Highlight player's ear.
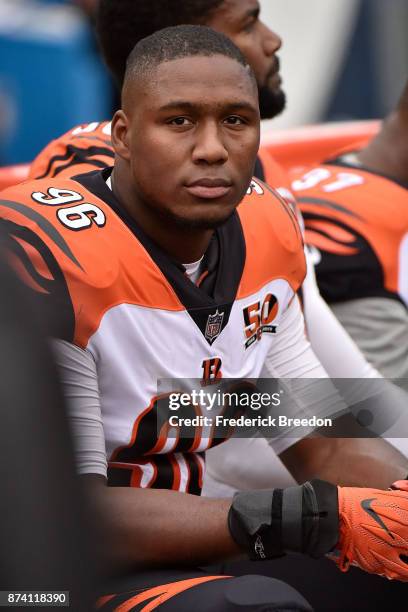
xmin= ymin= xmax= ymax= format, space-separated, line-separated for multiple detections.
xmin=111 ymin=110 xmax=131 ymax=161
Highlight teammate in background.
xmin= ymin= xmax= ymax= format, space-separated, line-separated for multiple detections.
xmin=1 ymin=28 xmax=408 ymax=610
xmin=293 ymin=80 xmax=408 ymax=380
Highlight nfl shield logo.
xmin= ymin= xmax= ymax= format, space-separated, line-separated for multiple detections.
xmin=205 ymin=309 xmax=224 ymax=344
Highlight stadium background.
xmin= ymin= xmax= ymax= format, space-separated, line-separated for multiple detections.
xmin=0 ymin=0 xmax=407 ymax=165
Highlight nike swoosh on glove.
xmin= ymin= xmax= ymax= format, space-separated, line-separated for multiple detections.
xmin=336 ymin=487 xmax=408 ymax=581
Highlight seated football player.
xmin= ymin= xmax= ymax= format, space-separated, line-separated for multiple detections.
xmin=27 ymin=0 xmax=408 ymax=502
xmin=1 ymin=26 xmax=408 ymax=610
xmin=291 ymin=81 xmax=408 ymax=383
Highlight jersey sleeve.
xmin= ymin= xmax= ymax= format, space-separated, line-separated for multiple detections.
xmin=262 ymin=296 xmax=347 ymax=455
xmin=302 ymin=245 xmax=382 ymax=380
xmin=331 ymin=297 xmax=408 ymax=380
xmin=52 ymin=339 xmax=107 ymax=477
xmin=0 ymin=181 xmax=109 ymax=476
xmin=0 ymin=177 xmax=112 ymax=346
xmin=238 ymin=178 xmax=306 ymax=300
xmin=0 ymin=190 xmax=76 ymax=342
xmin=29 ymin=121 xmax=115 ymax=180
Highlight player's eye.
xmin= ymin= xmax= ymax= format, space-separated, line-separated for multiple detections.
xmin=224 ymin=116 xmax=247 ymax=126
xmin=242 ymin=12 xmax=259 ymax=33
xmin=167 ymin=117 xmax=193 ymax=127
xmin=243 ymin=20 xmax=256 ymax=33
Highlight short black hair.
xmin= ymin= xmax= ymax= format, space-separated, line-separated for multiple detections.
xmin=123 ymin=25 xmax=255 ymax=97
xmin=97 ymin=0 xmax=225 ymax=85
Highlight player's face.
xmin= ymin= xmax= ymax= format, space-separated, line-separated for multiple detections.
xmin=205 ymin=0 xmax=285 ymax=119
xmin=116 ymin=56 xmax=260 ymax=230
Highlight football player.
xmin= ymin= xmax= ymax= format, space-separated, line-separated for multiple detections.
xmin=27 ymin=0 xmax=408 ymax=497
xmin=293 ymin=80 xmax=408 ymax=380
xmin=1 ymin=27 xmax=408 ymax=610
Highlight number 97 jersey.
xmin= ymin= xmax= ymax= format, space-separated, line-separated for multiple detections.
xmin=292 ymin=159 xmax=408 ymax=307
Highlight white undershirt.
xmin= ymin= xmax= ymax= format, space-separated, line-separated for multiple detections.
xmin=182 ymin=257 xmax=205 ymax=284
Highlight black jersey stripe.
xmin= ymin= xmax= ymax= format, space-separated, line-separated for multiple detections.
xmin=52 ymin=156 xmax=111 ymax=178
xmin=0 ymin=200 xmax=83 ymax=269
xmin=298 ymin=196 xmax=363 ymax=220
xmin=184 ymin=452 xmax=204 ymax=495
xmin=35 ymin=145 xmax=114 ymax=180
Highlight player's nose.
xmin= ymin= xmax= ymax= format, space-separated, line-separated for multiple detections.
xmin=261 ymin=22 xmax=282 ymax=56
xmin=192 ymin=123 xmax=229 ymax=165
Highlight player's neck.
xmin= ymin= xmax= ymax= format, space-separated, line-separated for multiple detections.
xmin=357 ymin=112 xmax=408 ymax=184
xmin=110 ymin=166 xmax=214 ymax=264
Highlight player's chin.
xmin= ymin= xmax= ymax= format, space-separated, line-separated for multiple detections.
xmin=173 ymin=202 xmax=237 ymax=230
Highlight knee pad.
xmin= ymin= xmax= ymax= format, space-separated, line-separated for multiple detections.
xmin=223 ymin=575 xmax=313 ymax=611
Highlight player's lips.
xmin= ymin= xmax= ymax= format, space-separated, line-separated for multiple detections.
xmin=185 ymin=178 xmax=232 ymax=199
xmin=269 ymin=56 xmax=280 ymax=78
xmin=266 ymin=57 xmax=281 ymax=85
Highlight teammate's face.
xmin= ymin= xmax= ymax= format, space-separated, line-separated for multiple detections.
xmin=205 ymin=0 xmax=285 ymax=119
xmin=113 ymin=56 xmax=260 ymax=230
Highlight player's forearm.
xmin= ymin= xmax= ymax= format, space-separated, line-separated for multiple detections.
xmin=319 ymin=438 xmax=407 ymax=489
xmin=87 ymin=482 xmax=239 ymax=570
xmin=280 ymin=436 xmax=407 ymax=489
xmin=357 ymin=113 xmax=407 ymax=182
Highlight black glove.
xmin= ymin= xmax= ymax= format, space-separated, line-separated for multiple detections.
xmin=228 ymin=479 xmax=339 ymax=560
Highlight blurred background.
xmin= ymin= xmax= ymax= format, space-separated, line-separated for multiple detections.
xmin=0 ymin=0 xmax=407 ymax=165
xmin=261 ymin=0 xmax=408 ymax=131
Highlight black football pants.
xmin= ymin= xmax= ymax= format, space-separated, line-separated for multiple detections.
xmin=96 ymin=568 xmax=312 ymax=611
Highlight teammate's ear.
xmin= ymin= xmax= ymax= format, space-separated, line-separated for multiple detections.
xmin=111 ymin=110 xmax=131 ymax=161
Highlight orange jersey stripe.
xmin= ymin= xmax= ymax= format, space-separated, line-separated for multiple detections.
xmin=96 ymin=594 xmax=116 ymax=609
xmin=113 ymin=575 xmax=230 ymax=612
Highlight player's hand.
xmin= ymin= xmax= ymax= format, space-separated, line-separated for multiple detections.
xmin=336 ymin=486 xmax=408 ymax=581
xmin=390 ymin=479 xmax=408 ymax=492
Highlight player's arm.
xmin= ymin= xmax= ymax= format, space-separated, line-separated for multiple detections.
xmin=84 ymin=475 xmax=238 ymax=569
xmin=280 ymin=434 xmax=407 ymax=490
xmin=55 ymin=341 xmax=408 ymax=579
xmin=262 ymin=297 xmax=408 ymax=489
xmin=85 ymin=475 xmax=408 ymax=581
xmin=52 ymin=339 xmax=241 ymax=568
xmin=355 ymin=81 xmax=408 ymax=183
